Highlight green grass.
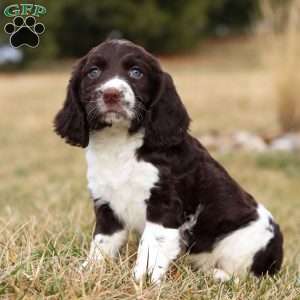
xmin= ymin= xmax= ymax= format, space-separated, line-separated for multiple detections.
xmin=256 ymin=153 xmax=300 ymax=177
xmin=0 ymin=39 xmax=300 ymax=299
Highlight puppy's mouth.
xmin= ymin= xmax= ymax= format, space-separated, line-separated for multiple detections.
xmin=104 ymin=108 xmax=127 ymax=118
xmin=100 ymin=103 xmax=133 ymax=124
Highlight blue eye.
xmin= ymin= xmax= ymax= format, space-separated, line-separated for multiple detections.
xmin=129 ymin=67 xmax=143 ymax=79
xmin=88 ymin=66 xmax=101 ymax=79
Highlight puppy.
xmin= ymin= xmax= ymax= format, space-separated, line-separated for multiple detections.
xmin=54 ymin=39 xmax=283 ymax=283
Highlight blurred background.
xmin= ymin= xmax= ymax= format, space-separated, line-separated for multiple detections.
xmin=0 ymin=1 xmax=299 ymax=298
xmin=0 ymin=0 xmax=259 ymax=61
xmin=0 ymin=0 xmax=300 ymax=136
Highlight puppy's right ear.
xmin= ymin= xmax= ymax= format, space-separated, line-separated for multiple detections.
xmin=54 ymin=57 xmax=89 ymax=147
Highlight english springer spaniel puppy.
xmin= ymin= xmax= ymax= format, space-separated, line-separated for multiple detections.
xmin=54 ymin=39 xmax=283 ymax=283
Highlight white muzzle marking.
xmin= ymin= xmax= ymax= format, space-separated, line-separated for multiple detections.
xmin=96 ymin=77 xmax=135 ymax=123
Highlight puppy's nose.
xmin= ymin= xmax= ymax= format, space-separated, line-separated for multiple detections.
xmin=102 ymin=88 xmax=121 ymax=105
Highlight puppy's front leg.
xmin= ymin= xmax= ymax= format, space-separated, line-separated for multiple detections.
xmin=133 ymin=187 xmax=183 ymax=283
xmin=82 ymin=201 xmax=127 ymax=269
xmin=133 ymin=222 xmax=181 ymax=283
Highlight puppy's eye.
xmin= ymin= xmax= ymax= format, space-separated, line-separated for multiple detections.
xmin=128 ymin=67 xmax=143 ymax=79
xmin=88 ymin=66 xmax=101 ymax=79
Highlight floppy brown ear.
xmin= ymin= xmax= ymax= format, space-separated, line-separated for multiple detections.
xmin=54 ymin=58 xmax=89 ymax=147
xmin=144 ymin=72 xmax=190 ymax=148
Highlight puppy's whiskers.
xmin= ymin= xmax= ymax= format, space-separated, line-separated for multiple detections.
xmin=132 ymin=100 xmax=147 ymax=122
xmin=133 ymin=108 xmax=144 ymax=122
xmin=87 ymin=106 xmax=100 ymax=124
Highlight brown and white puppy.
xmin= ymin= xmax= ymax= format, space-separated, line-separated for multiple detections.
xmin=54 ymin=39 xmax=283 ymax=283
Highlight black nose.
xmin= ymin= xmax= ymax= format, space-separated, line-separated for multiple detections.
xmin=102 ymin=88 xmax=121 ymax=105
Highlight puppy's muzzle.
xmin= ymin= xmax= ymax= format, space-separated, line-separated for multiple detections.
xmin=102 ymin=88 xmax=122 ymax=106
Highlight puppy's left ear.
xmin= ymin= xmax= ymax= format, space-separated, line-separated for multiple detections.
xmin=144 ymin=72 xmax=190 ymax=148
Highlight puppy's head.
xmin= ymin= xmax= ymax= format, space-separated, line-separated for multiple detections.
xmin=54 ymin=39 xmax=190 ymax=148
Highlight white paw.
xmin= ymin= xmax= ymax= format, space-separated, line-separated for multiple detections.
xmin=133 ymin=222 xmax=181 ymax=284
xmin=132 ymin=263 xmax=146 ymax=283
xmin=213 ymin=268 xmax=231 ymax=282
xmin=150 ymin=265 xmax=167 ymax=284
xmin=133 ymin=261 xmax=166 ymax=284
xmin=133 ymin=239 xmax=167 ymax=284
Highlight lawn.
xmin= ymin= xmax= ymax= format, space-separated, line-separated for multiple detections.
xmin=0 ymin=38 xmax=299 ymax=299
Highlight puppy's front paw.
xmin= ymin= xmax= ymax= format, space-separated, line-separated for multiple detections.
xmin=132 ymin=262 xmax=145 ymax=283
xmin=133 ymin=241 xmax=167 ymax=284
xmin=133 ymin=222 xmax=181 ymax=284
xmin=133 ymin=261 xmax=166 ymax=284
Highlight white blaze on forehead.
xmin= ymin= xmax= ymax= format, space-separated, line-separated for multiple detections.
xmin=97 ymin=77 xmax=135 ymax=108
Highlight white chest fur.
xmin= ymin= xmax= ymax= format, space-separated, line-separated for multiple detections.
xmin=86 ymin=125 xmax=159 ymax=233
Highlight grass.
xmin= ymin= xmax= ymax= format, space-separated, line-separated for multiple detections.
xmin=0 ymin=38 xmax=300 ymax=299
xmin=259 ymin=0 xmax=300 ymax=132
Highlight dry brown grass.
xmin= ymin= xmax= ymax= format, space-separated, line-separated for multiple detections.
xmin=0 ymin=39 xmax=300 ymax=299
xmin=258 ymin=0 xmax=300 ymax=132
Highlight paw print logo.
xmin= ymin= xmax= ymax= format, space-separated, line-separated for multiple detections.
xmin=4 ymin=16 xmax=45 ymax=48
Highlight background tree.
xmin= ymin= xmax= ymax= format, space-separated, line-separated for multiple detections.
xmin=0 ymin=0 xmax=259 ymax=64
